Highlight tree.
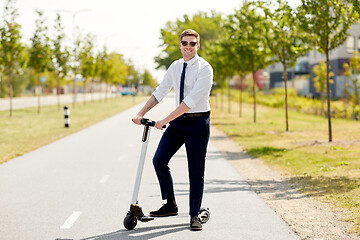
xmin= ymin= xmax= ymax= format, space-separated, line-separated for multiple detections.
xmin=126 ymin=60 xmax=141 ymax=87
xmin=262 ymin=0 xmax=310 ymax=131
xmin=343 ymin=50 xmax=360 ymax=117
xmin=28 ymin=9 xmax=53 ymax=114
xmin=79 ymin=33 xmax=96 ymax=105
xmin=142 ymin=69 xmax=158 ymax=88
xmin=53 ymin=13 xmax=70 ymax=111
xmin=108 ymin=52 xmax=128 ymax=87
xmin=155 ymin=11 xmax=225 ymax=70
xmin=298 ymin=0 xmax=359 ymax=141
xmin=97 ymin=45 xmax=111 ymax=100
xmin=0 ymin=0 xmax=25 ymax=117
xmin=207 ymin=40 xmax=238 ymax=112
xmin=353 ymin=0 xmax=360 ymax=15
xmin=313 ymin=60 xmax=334 ymax=115
xmin=227 ymin=1 xmax=273 ymax=123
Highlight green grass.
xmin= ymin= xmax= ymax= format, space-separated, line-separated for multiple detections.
xmin=0 ymin=96 xmax=147 ymax=164
xmin=211 ymin=97 xmax=360 ymax=233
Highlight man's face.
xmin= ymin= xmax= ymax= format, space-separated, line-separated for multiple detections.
xmin=179 ymin=35 xmax=200 ymax=61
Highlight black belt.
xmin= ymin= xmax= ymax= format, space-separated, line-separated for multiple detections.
xmin=182 ymin=111 xmax=210 ymax=118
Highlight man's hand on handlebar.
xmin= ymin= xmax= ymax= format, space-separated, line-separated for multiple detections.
xmin=132 ymin=114 xmax=144 ymax=125
xmin=155 ymin=119 xmax=167 ymax=130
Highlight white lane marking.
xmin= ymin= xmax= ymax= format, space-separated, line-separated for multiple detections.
xmin=60 ymin=211 xmax=82 ymax=229
xmin=99 ymin=174 xmax=110 ymax=183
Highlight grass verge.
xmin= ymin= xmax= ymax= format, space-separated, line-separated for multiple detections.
xmin=210 ymin=97 xmax=360 ymax=233
xmin=0 ymin=96 xmax=147 ymax=164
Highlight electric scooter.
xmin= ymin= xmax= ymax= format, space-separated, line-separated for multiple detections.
xmin=123 ymin=118 xmax=210 ymax=230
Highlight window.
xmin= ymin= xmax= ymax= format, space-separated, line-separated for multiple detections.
xmin=346 ymin=36 xmax=355 ymax=53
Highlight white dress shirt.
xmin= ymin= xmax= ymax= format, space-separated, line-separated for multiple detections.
xmin=152 ymin=54 xmax=213 ymax=113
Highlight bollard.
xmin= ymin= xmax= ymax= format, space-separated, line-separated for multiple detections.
xmin=64 ymin=106 xmax=70 ymax=127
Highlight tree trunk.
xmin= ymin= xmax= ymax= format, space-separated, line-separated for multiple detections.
xmin=37 ymin=73 xmax=41 ymax=114
xmin=57 ymin=75 xmax=60 ymax=111
xmin=83 ymin=79 xmax=87 ymax=106
xmin=73 ymin=68 xmax=77 ymax=108
xmin=326 ymin=50 xmax=332 ymax=142
xmin=91 ymin=78 xmax=95 ymax=103
xmin=283 ymin=64 xmax=289 ymax=131
xmin=8 ymin=71 xmax=13 ymax=117
xmin=252 ymin=71 xmax=256 ymax=123
xmin=221 ymin=87 xmax=224 ymax=111
xmin=320 ymin=91 xmax=324 ymax=116
xmin=228 ymin=80 xmax=231 ymax=114
xmin=239 ymin=87 xmax=242 ymax=118
xmin=239 ymin=74 xmax=244 ymax=118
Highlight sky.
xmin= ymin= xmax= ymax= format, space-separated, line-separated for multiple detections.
xmin=8 ymin=0 xmax=296 ymax=82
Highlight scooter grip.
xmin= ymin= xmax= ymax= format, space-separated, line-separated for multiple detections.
xmin=140 ymin=118 xmax=166 ymax=128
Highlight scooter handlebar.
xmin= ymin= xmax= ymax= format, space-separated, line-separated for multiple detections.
xmin=140 ymin=118 xmax=166 ymax=129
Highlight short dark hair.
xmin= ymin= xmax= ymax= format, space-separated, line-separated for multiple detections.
xmin=180 ymin=29 xmax=200 ymax=42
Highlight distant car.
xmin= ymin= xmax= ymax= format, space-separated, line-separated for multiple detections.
xmin=119 ymin=86 xmax=136 ymax=96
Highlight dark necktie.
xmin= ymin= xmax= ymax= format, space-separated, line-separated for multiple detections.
xmin=179 ymin=62 xmax=188 ymax=103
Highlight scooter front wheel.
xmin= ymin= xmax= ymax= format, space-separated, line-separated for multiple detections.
xmin=124 ymin=212 xmax=137 ymax=230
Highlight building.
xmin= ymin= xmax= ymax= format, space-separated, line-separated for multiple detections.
xmin=268 ymin=23 xmax=360 ymax=98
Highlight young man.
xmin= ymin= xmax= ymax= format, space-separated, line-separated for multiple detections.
xmin=132 ymin=29 xmax=213 ymax=231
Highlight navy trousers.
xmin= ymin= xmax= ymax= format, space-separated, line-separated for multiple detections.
xmin=152 ymin=114 xmax=210 ymax=217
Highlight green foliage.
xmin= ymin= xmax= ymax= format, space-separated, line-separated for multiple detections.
xmin=0 ymin=0 xmax=25 ymax=74
xmin=28 ymin=10 xmax=53 ymax=75
xmin=225 ymin=1 xmax=273 ymax=122
xmin=313 ymin=60 xmax=334 ymax=94
xmin=226 ymin=2 xmax=273 ymax=74
xmin=79 ymin=33 xmax=96 ymax=81
xmin=108 ymin=53 xmax=128 ymax=85
xmin=263 ymin=0 xmax=309 ymax=69
xmin=352 ymin=0 xmax=360 ymax=16
xmin=297 ymin=0 xmax=359 ymax=141
xmin=298 ymin=0 xmax=359 ymax=54
xmin=126 ymin=60 xmax=141 ymax=86
xmin=343 ymin=51 xmax=360 ymax=107
xmin=142 ymin=69 xmax=158 ymax=88
xmin=52 ymin=13 xmax=70 ymax=83
xmin=155 ymin=11 xmax=225 ymax=70
xmin=0 ymin=71 xmax=28 ymax=97
xmin=222 ymin=88 xmax=359 ymax=120
xmin=97 ymin=45 xmax=110 ymax=83
xmin=0 ymin=0 xmax=25 ymax=115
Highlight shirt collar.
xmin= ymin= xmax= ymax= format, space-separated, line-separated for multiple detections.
xmin=183 ymin=54 xmax=199 ymax=66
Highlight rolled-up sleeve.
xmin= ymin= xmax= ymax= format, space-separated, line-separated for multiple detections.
xmin=183 ymin=64 xmax=213 ymax=109
xmin=152 ymin=64 xmax=174 ymax=103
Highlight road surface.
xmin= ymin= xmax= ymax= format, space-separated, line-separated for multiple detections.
xmin=0 ymin=94 xmax=299 ymax=240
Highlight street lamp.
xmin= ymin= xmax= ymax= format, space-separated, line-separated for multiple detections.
xmin=57 ymin=8 xmax=92 ymax=106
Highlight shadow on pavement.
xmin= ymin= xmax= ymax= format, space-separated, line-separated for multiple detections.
xmin=70 ymin=223 xmax=189 ymax=240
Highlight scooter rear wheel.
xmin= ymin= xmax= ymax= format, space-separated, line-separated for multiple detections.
xmin=124 ymin=212 xmax=137 ymax=230
xmin=199 ymin=208 xmax=210 ymax=223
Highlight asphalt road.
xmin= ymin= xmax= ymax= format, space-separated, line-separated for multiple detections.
xmin=0 ymin=94 xmax=299 ymax=240
xmin=0 ymin=92 xmax=117 ymax=111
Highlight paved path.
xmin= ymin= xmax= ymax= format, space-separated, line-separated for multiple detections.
xmin=0 ymin=92 xmax=117 ymax=111
xmin=0 ymin=94 xmax=299 ymax=240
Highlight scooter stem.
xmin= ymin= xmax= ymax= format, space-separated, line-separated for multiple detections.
xmin=131 ymin=125 xmax=151 ymax=205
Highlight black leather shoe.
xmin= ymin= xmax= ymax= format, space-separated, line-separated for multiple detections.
xmin=190 ymin=216 xmax=202 ymax=231
xmin=149 ymin=203 xmax=178 ymax=217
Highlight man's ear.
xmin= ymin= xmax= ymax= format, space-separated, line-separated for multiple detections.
xmin=197 ymin=42 xmax=200 ymax=50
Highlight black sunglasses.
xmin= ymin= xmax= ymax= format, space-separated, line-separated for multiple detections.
xmin=181 ymin=41 xmax=198 ymax=47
